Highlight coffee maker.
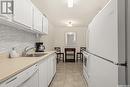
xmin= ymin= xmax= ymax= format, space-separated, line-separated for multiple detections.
xmin=35 ymin=42 xmax=45 ymax=52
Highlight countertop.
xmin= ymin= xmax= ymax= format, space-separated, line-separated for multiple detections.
xmin=0 ymin=51 xmax=55 ymax=84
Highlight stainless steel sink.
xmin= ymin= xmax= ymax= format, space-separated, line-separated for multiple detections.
xmin=24 ymin=53 xmax=48 ymax=57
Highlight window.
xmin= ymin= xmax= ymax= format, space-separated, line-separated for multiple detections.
xmin=65 ymin=32 xmax=76 ymax=47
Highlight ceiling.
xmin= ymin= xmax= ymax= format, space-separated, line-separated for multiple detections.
xmin=31 ymin=0 xmax=110 ymax=27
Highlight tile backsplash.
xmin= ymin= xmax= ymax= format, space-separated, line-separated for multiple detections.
xmin=0 ymin=24 xmax=40 ymax=53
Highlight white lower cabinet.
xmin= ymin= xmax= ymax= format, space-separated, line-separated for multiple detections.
xmin=47 ymin=54 xmax=56 ymax=85
xmin=38 ymin=59 xmax=48 ymax=87
xmin=53 ymin=54 xmax=56 ymax=76
xmin=47 ymin=56 xmax=53 ymax=85
xmin=39 ymin=53 xmax=56 ymax=87
xmin=0 ymin=53 xmax=56 ymax=87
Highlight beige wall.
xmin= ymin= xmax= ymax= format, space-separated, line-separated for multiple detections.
xmin=53 ymin=27 xmax=87 ymax=52
xmin=40 ymin=23 xmax=88 ymax=52
xmin=40 ymin=22 xmax=55 ymax=51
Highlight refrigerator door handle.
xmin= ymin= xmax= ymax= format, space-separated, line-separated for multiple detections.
xmin=84 ymin=51 xmax=127 ymax=67
xmin=116 ymin=62 xmax=127 ymax=67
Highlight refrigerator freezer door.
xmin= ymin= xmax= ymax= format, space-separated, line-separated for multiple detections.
xmin=88 ymin=0 xmax=118 ymax=62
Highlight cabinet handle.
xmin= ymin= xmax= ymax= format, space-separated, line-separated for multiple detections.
xmin=6 ymin=77 xmax=17 ymax=84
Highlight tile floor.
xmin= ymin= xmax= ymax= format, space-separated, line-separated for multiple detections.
xmin=49 ymin=62 xmax=88 ymax=87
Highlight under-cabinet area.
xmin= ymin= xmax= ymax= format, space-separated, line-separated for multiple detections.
xmin=0 ymin=52 xmax=56 ymax=87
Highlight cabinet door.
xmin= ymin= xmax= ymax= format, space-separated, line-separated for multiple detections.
xmin=39 ymin=60 xmax=48 ymax=87
xmin=47 ymin=56 xmax=54 ymax=85
xmin=53 ymin=54 xmax=56 ymax=76
xmin=33 ymin=6 xmax=42 ymax=32
xmin=46 ymin=54 xmax=56 ymax=86
xmin=47 ymin=57 xmax=52 ymax=85
xmin=13 ymin=0 xmax=33 ymax=28
xmin=18 ymin=71 xmax=39 ymax=87
xmin=50 ymin=56 xmax=53 ymax=80
xmin=42 ymin=16 xmax=48 ymax=34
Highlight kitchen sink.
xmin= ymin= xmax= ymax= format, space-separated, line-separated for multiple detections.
xmin=24 ymin=53 xmax=48 ymax=57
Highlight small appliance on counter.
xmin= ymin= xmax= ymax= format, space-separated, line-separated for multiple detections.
xmin=9 ymin=47 xmax=19 ymax=58
xmin=35 ymin=42 xmax=45 ymax=52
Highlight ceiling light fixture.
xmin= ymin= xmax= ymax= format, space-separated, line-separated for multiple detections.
xmin=68 ymin=21 xmax=73 ymax=27
xmin=68 ymin=0 xmax=74 ymax=8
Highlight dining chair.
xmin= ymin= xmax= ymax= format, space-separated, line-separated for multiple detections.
xmin=54 ymin=47 xmax=64 ymax=63
xmin=76 ymin=47 xmax=86 ymax=62
xmin=65 ymin=48 xmax=76 ymax=62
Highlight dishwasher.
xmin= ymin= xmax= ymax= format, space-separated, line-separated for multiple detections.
xmin=18 ymin=66 xmax=39 ymax=87
xmin=0 ymin=64 xmax=39 ymax=87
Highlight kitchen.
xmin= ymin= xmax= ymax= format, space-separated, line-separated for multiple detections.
xmin=0 ymin=0 xmax=130 ymax=87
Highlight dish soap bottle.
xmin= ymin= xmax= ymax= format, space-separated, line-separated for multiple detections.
xmin=9 ymin=48 xmax=19 ymax=58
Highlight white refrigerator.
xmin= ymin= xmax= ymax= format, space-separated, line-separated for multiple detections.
xmin=86 ymin=0 xmax=127 ymax=87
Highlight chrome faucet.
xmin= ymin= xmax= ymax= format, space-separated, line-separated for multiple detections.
xmin=22 ymin=46 xmax=35 ymax=57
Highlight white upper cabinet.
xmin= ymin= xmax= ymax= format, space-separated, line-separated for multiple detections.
xmin=0 ymin=0 xmax=48 ymax=34
xmin=42 ymin=16 xmax=48 ymax=34
xmin=13 ymin=0 xmax=33 ymax=28
xmin=33 ymin=6 xmax=43 ymax=32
